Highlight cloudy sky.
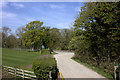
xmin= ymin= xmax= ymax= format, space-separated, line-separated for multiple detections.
xmin=1 ymin=2 xmax=84 ymax=33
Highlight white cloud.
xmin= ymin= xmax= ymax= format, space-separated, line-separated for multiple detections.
xmin=50 ymin=4 xmax=64 ymax=9
xmin=10 ymin=3 xmax=24 ymax=8
xmin=2 ymin=11 xmax=17 ymax=19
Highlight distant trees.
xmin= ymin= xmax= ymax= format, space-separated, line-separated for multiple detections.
xmin=2 ymin=27 xmax=11 ymax=48
xmin=16 ymin=26 xmax=24 ymax=48
xmin=46 ymin=28 xmax=61 ymax=53
xmin=7 ymin=34 xmax=17 ymax=48
xmin=21 ymin=20 xmax=74 ymax=52
xmin=73 ymin=2 xmax=120 ymax=77
xmin=59 ymin=29 xmax=73 ymax=50
xmin=1 ymin=20 xmax=74 ymax=52
xmin=2 ymin=27 xmax=19 ymax=48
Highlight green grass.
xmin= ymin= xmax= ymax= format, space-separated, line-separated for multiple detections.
xmin=72 ymin=57 xmax=113 ymax=79
xmin=41 ymin=49 xmax=57 ymax=55
xmin=2 ymin=48 xmax=56 ymax=71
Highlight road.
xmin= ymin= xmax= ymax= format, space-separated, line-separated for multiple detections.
xmin=54 ymin=51 xmax=106 ymax=78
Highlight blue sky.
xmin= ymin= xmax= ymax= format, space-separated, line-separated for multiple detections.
xmin=1 ymin=2 xmax=84 ymax=33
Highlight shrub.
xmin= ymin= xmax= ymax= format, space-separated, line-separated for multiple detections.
xmin=41 ymin=49 xmax=50 ymax=54
xmin=32 ymin=55 xmax=58 ymax=79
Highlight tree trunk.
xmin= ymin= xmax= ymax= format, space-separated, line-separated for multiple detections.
xmin=21 ymin=39 xmax=22 ymax=49
xmin=31 ymin=47 xmax=34 ymax=51
xmin=49 ymin=48 xmax=53 ymax=54
xmin=40 ymin=46 xmax=42 ymax=53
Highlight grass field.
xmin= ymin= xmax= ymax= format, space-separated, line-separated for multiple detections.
xmin=2 ymin=48 xmax=56 ymax=71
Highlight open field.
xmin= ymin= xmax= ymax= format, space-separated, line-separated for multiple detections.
xmin=2 ymin=48 xmax=56 ymax=71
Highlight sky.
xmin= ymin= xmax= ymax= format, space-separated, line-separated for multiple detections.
xmin=1 ymin=2 xmax=84 ymax=33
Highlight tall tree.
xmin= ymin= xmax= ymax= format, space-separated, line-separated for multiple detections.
xmin=22 ymin=21 xmax=44 ymax=52
xmin=48 ymin=28 xmax=61 ymax=53
xmin=7 ymin=34 xmax=17 ymax=48
xmin=73 ymin=2 xmax=120 ymax=76
xmin=59 ymin=29 xmax=73 ymax=50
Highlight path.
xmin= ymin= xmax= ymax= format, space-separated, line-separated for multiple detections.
xmin=54 ymin=51 xmax=106 ymax=78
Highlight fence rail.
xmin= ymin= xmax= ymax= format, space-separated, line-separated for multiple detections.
xmin=3 ymin=65 xmax=36 ymax=79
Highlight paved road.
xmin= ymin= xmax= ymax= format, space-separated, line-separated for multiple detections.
xmin=54 ymin=51 xmax=105 ymax=78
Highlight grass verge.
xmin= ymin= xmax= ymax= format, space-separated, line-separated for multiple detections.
xmin=72 ymin=57 xmax=113 ymax=79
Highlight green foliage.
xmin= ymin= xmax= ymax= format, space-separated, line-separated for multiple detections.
xmin=32 ymin=56 xmax=58 ymax=79
xmin=73 ymin=2 xmax=120 ymax=78
xmin=2 ymin=22 xmax=74 ymax=51
xmin=45 ymin=28 xmax=61 ymax=50
xmin=41 ymin=49 xmax=50 ymax=54
xmin=59 ymin=29 xmax=73 ymax=50
xmin=22 ymin=21 xmax=44 ymax=49
xmin=2 ymin=27 xmax=21 ymax=48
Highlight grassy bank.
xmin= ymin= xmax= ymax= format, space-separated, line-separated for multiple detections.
xmin=2 ymin=48 xmax=56 ymax=71
xmin=72 ymin=57 xmax=113 ymax=79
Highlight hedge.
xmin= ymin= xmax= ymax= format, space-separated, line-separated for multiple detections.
xmin=32 ymin=55 xmax=58 ymax=79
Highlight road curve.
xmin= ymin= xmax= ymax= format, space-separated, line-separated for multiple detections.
xmin=54 ymin=51 xmax=106 ymax=78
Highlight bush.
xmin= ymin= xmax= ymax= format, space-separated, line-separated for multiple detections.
xmin=32 ymin=55 xmax=58 ymax=79
xmin=41 ymin=49 xmax=50 ymax=54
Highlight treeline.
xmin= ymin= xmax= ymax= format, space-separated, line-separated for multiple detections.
xmin=72 ymin=2 xmax=120 ymax=77
xmin=1 ymin=21 xmax=74 ymax=52
xmin=2 ymin=27 xmax=21 ymax=48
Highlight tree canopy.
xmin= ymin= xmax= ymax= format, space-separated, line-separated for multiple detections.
xmin=73 ymin=2 xmax=120 ymax=77
xmin=22 ymin=21 xmax=44 ymax=50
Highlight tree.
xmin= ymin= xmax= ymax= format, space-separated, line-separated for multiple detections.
xmin=7 ymin=34 xmax=17 ymax=48
xmin=73 ymin=2 xmax=120 ymax=76
xmin=22 ymin=21 xmax=44 ymax=52
xmin=59 ymin=29 xmax=73 ymax=50
xmin=2 ymin=27 xmax=11 ymax=48
xmin=48 ymin=28 xmax=61 ymax=53
xmin=16 ymin=26 xmax=24 ymax=48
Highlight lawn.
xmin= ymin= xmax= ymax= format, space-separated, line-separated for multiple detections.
xmin=2 ymin=48 xmax=56 ymax=71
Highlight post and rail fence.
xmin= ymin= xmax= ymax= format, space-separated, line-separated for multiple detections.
xmin=2 ymin=65 xmax=54 ymax=80
xmin=2 ymin=65 xmax=36 ymax=79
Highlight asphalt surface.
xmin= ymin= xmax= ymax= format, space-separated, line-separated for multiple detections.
xmin=54 ymin=51 xmax=106 ymax=78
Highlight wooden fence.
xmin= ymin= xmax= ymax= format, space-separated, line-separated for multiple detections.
xmin=3 ymin=65 xmax=36 ymax=79
xmin=114 ymin=66 xmax=119 ymax=80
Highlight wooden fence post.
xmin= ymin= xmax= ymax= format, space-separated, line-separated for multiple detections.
xmin=15 ymin=68 xmax=16 ymax=78
xmin=114 ymin=66 xmax=116 ymax=80
xmin=7 ymin=67 xmax=8 ymax=72
xmin=49 ymin=71 xmax=52 ymax=80
xmin=114 ymin=66 xmax=118 ymax=80
xmin=22 ymin=70 xmax=24 ymax=80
